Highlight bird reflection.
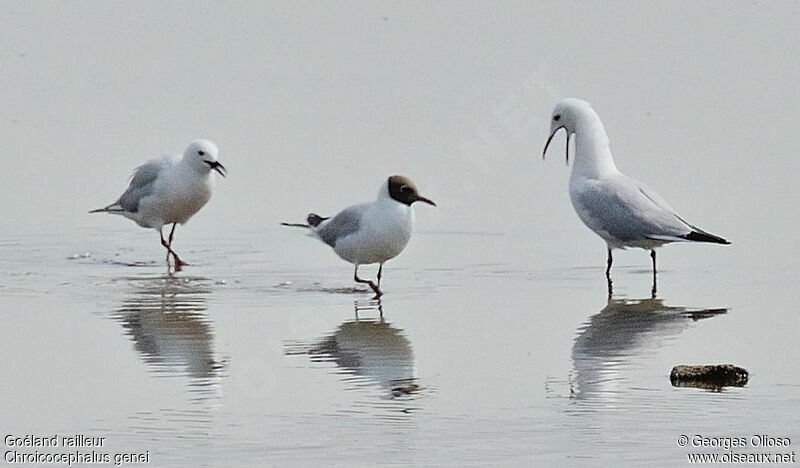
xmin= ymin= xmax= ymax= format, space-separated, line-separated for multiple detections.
xmin=571 ymin=296 xmax=726 ymax=402
xmin=296 ymin=301 xmax=419 ymax=399
xmin=608 ymin=273 xmax=658 ymax=300
xmin=112 ymin=275 xmax=224 ymax=401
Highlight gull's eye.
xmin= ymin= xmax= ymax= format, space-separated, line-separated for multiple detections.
xmin=400 ymin=185 xmax=409 ymax=192
xmin=553 ymin=114 xmax=561 ymax=122
xmin=198 ymin=151 xmax=205 ymax=156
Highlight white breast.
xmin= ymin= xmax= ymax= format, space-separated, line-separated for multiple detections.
xmin=136 ymin=168 xmax=214 ymax=228
xmin=334 ymin=201 xmax=414 ymax=265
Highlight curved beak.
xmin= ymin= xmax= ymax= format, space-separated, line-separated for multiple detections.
xmin=542 ymin=126 xmax=569 ymax=165
xmin=205 ymin=160 xmax=227 ymax=177
xmin=415 ymin=195 xmax=436 ymax=207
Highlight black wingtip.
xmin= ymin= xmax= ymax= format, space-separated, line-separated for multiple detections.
xmin=681 ymin=230 xmax=731 ymax=245
xmin=89 ymin=205 xmax=124 ymax=214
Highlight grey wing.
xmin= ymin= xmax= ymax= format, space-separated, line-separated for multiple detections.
xmin=116 ymin=158 xmax=168 ymax=212
xmin=315 ymin=204 xmax=368 ymax=247
xmin=575 ymin=177 xmax=691 ymax=243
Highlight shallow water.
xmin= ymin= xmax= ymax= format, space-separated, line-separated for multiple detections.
xmin=2 ymin=2 xmax=800 ymax=466
xmin=2 ymin=226 xmax=798 ymax=466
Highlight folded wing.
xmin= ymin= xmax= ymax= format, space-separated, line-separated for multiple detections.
xmin=314 ymin=204 xmax=368 ymax=247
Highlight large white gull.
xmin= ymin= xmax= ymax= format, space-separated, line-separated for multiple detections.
xmin=542 ymin=98 xmax=729 ymax=289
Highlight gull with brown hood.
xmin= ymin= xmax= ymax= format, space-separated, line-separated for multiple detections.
xmin=282 ymin=175 xmax=436 ymax=298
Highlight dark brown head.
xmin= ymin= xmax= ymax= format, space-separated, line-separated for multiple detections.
xmin=386 ymin=175 xmax=436 ymax=206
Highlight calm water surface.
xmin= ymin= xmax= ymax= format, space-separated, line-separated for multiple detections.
xmin=1 ymin=226 xmax=797 ymax=466
xmin=1 ymin=2 xmax=799 ymax=466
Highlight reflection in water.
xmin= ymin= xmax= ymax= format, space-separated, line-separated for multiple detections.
xmin=571 ymin=297 xmax=727 ymax=402
xmin=111 ymin=275 xmax=225 ymax=403
xmin=288 ymin=301 xmax=421 ymax=410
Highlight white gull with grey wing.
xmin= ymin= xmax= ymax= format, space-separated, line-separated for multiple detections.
xmin=542 ymin=98 xmax=729 ymax=290
xmin=283 ymin=175 xmax=436 ymax=298
xmin=91 ymin=139 xmax=227 ymax=270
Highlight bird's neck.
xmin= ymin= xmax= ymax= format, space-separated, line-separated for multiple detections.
xmin=376 ymin=182 xmax=405 ymax=207
xmin=376 ymin=194 xmax=405 ymax=210
xmin=179 ymin=155 xmax=211 ymax=179
xmin=375 ymin=191 xmax=413 ymax=218
xmin=571 ymin=118 xmax=619 ymax=179
xmin=376 ymin=180 xmax=395 ymax=202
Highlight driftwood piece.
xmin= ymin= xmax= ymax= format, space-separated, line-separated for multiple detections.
xmin=670 ymin=364 xmax=749 ymax=390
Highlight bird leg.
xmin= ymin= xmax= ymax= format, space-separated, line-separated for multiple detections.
xmin=168 ymin=223 xmax=188 ymax=270
xmin=159 ymin=232 xmax=174 ymax=269
xmin=650 ymin=249 xmax=657 ymax=274
xmin=168 ymin=223 xmax=177 ymax=245
xmin=160 ymin=226 xmax=186 ymax=272
xmin=606 ymin=248 xmax=614 ymax=299
xmin=650 ymin=249 xmax=657 ymax=298
xmin=377 ymin=263 xmax=384 ymax=287
xmin=354 ymin=265 xmax=382 ymax=298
